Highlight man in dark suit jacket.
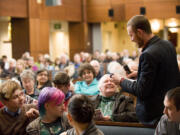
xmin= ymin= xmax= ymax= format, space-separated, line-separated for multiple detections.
xmin=112 ymin=15 xmax=180 ymax=125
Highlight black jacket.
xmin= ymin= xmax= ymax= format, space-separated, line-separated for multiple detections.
xmin=121 ymin=36 xmax=180 ymax=123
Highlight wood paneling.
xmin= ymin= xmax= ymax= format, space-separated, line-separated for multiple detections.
xmin=125 ymin=0 xmax=180 ymax=20
xmin=11 ymin=18 xmax=29 ymax=59
xmin=28 ymin=0 xmax=40 ymax=18
xmin=29 ymin=19 xmax=49 ymax=60
xmin=0 ymin=0 xmax=27 ymax=17
xmin=86 ymin=0 xmax=125 ymax=22
xmin=39 ymin=0 xmax=82 ymax=21
xmin=69 ymin=22 xmax=92 ymax=60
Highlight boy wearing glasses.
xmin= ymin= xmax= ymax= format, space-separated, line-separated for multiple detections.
xmin=0 ymin=80 xmax=38 ymax=135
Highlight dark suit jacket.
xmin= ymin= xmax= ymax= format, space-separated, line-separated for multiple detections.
xmin=120 ymin=36 xmax=180 ymax=123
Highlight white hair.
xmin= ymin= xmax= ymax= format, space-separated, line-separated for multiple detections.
xmin=107 ymin=61 xmax=126 ymax=77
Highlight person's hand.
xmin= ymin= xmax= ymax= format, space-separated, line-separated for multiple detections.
xmin=26 ymin=108 xmax=39 ymax=119
xmin=110 ymin=74 xmax=124 ymax=85
xmin=102 ymin=116 xmax=111 ymax=121
xmin=126 ymin=71 xmax=137 ymax=79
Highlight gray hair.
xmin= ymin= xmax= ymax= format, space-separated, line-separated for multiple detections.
xmin=20 ymin=69 xmax=35 ymax=81
xmin=98 ymin=74 xmax=119 ymax=95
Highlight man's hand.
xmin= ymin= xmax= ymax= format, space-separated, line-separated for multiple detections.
xmin=26 ymin=108 xmax=39 ymax=119
xmin=126 ymin=71 xmax=137 ymax=79
xmin=110 ymin=74 xmax=124 ymax=85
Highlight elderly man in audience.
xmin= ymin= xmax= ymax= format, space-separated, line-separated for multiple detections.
xmin=155 ymin=87 xmax=180 ymax=135
xmin=75 ymin=63 xmax=99 ymax=96
xmin=20 ymin=69 xmax=40 ymax=100
xmin=90 ymin=60 xmax=103 ymax=80
xmin=26 ymin=87 xmax=70 ymax=135
xmin=53 ymin=71 xmax=74 ymax=110
xmin=93 ymin=74 xmax=138 ymax=122
xmin=0 ymin=80 xmax=38 ymax=135
xmin=60 ymin=94 xmax=104 ymax=135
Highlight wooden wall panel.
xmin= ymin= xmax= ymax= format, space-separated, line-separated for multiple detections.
xmin=0 ymin=0 xmax=27 ymax=17
xmin=39 ymin=0 xmax=82 ymax=21
xmin=11 ymin=18 xmax=29 ymax=59
xmin=69 ymin=22 xmax=90 ymax=60
xmin=28 ymin=0 xmax=40 ymax=18
xmin=29 ymin=19 xmax=49 ymax=60
xmin=86 ymin=0 xmax=125 ymax=22
xmin=125 ymin=0 xmax=180 ymax=20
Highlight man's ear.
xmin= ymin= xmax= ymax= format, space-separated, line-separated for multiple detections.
xmin=136 ymin=29 xmax=144 ymax=36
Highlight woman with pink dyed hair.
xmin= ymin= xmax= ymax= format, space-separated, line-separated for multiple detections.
xmin=26 ymin=87 xmax=70 ymax=135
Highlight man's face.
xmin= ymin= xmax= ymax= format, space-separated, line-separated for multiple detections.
xmin=127 ymin=26 xmax=144 ymax=48
xmin=4 ymin=89 xmax=25 ymax=112
xmin=100 ymin=76 xmax=117 ymax=97
xmin=163 ymin=96 xmax=180 ymax=122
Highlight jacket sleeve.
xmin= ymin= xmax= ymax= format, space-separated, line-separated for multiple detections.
xmin=26 ymin=118 xmax=40 ymax=135
xmin=112 ymin=95 xmax=138 ymax=122
xmin=120 ymin=52 xmax=157 ymax=100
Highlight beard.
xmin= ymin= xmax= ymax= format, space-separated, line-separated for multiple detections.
xmin=136 ymin=35 xmax=145 ymax=48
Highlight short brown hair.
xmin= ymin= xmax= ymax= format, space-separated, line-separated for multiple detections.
xmin=127 ymin=15 xmax=152 ymax=34
xmin=68 ymin=94 xmax=94 ymax=123
xmin=78 ymin=63 xmax=96 ymax=78
xmin=166 ymin=87 xmax=180 ymax=111
xmin=0 ymin=80 xmax=22 ymax=101
xmin=53 ymin=71 xmax=70 ymax=85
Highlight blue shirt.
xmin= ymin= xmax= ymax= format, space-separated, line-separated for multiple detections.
xmin=75 ymin=78 xmax=99 ymax=96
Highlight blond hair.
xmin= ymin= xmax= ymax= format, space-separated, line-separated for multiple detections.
xmin=0 ymin=80 xmax=21 ymax=101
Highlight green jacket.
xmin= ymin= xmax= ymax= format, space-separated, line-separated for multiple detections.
xmin=26 ymin=114 xmax=71 ymax=135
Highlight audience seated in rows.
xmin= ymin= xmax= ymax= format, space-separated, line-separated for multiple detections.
xmin=20 ymin=69 xmax=40 ymax=100
xmin=92 ymin=74 xmax=138 ymax=122
xmin=26 ymin=87 xmax=70 ymax=135
xmin=53 ymin=71 xmax=74 ymax=111
xmin=36 ymin=69 xmax=52 ymax=90
xmin=60 ymin=94 xmax=104 ymax=135
xmin=74 ymin=63 xmax=99 ymax=96
xmin=0 ymin=80 xmax=38 ymax=135
xmin=155 ymin=87 xmax=180 ymax=135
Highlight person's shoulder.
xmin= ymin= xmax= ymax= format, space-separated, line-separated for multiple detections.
xmin=27 ymin=117 xmax=41 ymax=129
xmin=159 ymin=114 xmax=168 ymax=122
xmin=97 ymin=129 xmax=104 ymax=135
xmin=26 ymin=117 xmax=41 ymax=134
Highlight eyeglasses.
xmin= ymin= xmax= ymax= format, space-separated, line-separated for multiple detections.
xmin=11 ymin=91 xmax=24 ymax=100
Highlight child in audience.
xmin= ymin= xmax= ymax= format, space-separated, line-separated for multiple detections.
xmin=0 ymin=80 xmax=38 ymax=135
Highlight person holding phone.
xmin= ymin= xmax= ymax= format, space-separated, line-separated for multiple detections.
xmin=92 ymin=74 xmax=138 ymax=122
xmin=111 ymin=15 xmax=180 ymax=125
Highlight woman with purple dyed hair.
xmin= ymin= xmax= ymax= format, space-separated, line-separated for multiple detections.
xmin=26 ymin=87 xmax=70 ymax=135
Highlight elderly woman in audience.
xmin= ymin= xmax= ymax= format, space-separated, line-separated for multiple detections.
xmin=0 ymin=80 xmax=38 ymax=135
xmin=20 ymin=69 xmax=40 ymax=100
xmin=60 ymin=94 xmax=104 ymax=135
xmin=93 ymin=74 xmax=138 ymax=122
xmin=36 ymin=69 xmax=52 ymax=90
xmin=26 ymin=87 xmax=70 ymax=135
xmin=75 ymin=63 xmax=99 ymax=96
xmin=53 ymin=71 xmax=74 ymax=110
